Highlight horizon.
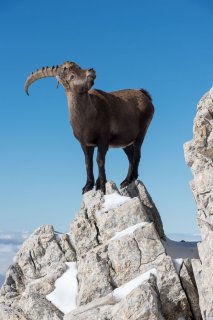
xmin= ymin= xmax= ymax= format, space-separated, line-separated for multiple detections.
xmin=1 ymin=0 xmax=213 ymax=235
xmin=0 ymin=229 xmax=202 ymax=287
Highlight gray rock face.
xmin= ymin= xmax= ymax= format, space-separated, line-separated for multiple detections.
xmin=70 ymin=180 xmax=165 ymax=260
xmin=184 ymin=87 xmax=213 ymax=319
xmin=64 ymin=275 xmax=165 ymax=320
xmin=0 ymin=225 xmax=76 ymax=320
xmin=67 ymin=181 xmax=193 ymax=320
xmin=0 ymin=179 xmax=202 ymax=319
xmin=179 ymin=259 xmax=202 ymax=320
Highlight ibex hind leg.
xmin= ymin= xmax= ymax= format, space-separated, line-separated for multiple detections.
xmin=120 ymin=144 xmax=135 ymax=188
xmin=130 ymin=129 xmax=148 ymax=184
xmin=120 ymin=136 xmax=144 ymax=188
xmin=131 ymin=140 xmax=142 ymax=181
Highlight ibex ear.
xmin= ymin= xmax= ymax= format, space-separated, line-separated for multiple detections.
xmin=68 ymin=73 xmax=75 ymax=81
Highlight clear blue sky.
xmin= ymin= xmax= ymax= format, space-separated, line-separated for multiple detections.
xmin=0 ymin=0 xmax=212 ymax=234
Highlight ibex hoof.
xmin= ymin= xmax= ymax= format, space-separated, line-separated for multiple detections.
xmin=95 ymin=179 xmax=106 ymax=194
xmin=120 ymin=178 xmax=135 ymax=189
xmin=82 ymin=183 xmax=94 ymax=194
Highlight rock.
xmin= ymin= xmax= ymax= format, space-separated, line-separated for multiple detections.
xmin=70 ymin=180 xmax=165 ymax=259
xmin=64 ymin=294 xmax=116 ymax=320
xmin=184 ymin=87 xmax=213 ymax=318
xmin=57 ymin=234 xmax=76 ymax=262
xmin=0 ymin=225 xmax=76 ymax=319
xmin=0 ymin=168 xmax=205 ymax=319
xmin=179 ymin=260 xmax=202 ymax=320
xmin=75 ymin=212 xmax=191 ymax=319
xmin=120 ymin=180 xmax=165 ymax=239
xmin=112 ymin=276 xmax=164 ymax=320
xmin=18 ymin=290 xmax=63 ymax=320
xmin=76 ymin=244 xmax=114 ymax=306
xmin=65 ymin=274 xmax=165 ymax=320
xmin=0 ymin=303 xmax=27 ymax=320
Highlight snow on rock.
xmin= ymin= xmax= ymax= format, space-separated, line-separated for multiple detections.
xmin=173 ymin=258 xmax=184 ymax=274
xmin=110 ymin=222 xmax=149 ymax=241
xmin=163 ymin=237 xmax=199 ymax=260
xmin=54 ymin=232 xmax=64 ymax=242
xmin=102 ymin=193 xmax=131 ymax=212
xmin=46 ymin=262 xmax=78 ymax=315
xmin=113 ymin=268 xmax=157 ymax=300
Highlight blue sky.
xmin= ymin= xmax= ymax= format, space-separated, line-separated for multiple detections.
xmin=0 ymin=0 xmax=212 ymax=234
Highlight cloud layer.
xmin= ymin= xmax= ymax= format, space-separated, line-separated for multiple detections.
xmin=0 ymin=231 xmax=201 ymax=288
xmin=0 ymin=231 xmax=30 ymax=287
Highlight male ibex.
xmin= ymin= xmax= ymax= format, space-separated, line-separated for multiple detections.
xmin=25 ymin=61 xmax=154 ymax=194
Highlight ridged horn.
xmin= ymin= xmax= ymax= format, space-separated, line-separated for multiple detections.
xmin=24 ymin=65 xmax=61 ymax=96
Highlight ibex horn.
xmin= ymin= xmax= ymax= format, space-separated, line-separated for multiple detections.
xmin=24 ymin=65 xmax=62 ymax=96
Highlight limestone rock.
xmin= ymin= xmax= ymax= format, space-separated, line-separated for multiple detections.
xmin=184 ymin=87 xmax=213 ymax=318
xmin=65 ymin=275 xmax=165 ymax=320
xmin=18 ymin=290 xmax=63 ymax=320
xmin=0 ymin=303 xmax=27 ymax=320
xmin=120 ymin=180 xmax=165 ymax=239
xmin=179 ymin=260 xmax=202 ymax=320
xmin=0 ymin=225 xmax=76 ymax=320
xmin=0 ymin=177 xmax=202 ymax=319
xmin=112 ymin=278 xmax=164 ymax=320
xmin=74 ymin=201 xmax=191 ymax=319
xmin=70 ymin=180 xmax=165 ymax=260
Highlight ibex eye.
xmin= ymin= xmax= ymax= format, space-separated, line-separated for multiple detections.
xmin=70 ymin=74 xmax=75 ymax=80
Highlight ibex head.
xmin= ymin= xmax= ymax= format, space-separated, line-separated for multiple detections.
xmin=24 ymin=61 xmax=96 ymax=95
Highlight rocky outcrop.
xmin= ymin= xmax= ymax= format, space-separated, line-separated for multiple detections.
xmin=0 ymin=225 xmax=76 ymax=320
xmin=69 ymin=180 xmax=196 ymax=320
xmin=184 ymin=87 xmax=213 ymax=319
xmin=64 ymin=274 xmax=164 ymax=320
xmin=0 ymin=179 xmax=202 ymax=319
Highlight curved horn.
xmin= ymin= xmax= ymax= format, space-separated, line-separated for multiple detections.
xmin=24 ymin=65 xmax=61 ymax=95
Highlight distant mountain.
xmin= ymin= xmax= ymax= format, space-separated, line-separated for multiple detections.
xmin=166 ymin=233 xmax=201 ymax=242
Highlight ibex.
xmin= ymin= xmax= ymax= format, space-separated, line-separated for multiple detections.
xmin=25 ymin=62 xmax=154 ymax=194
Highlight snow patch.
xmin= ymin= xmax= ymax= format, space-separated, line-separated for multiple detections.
xmin=100 ymin=193 xmax=131 ymax=213
xmin=54 ymin=233 xmax=64 ymax=242
xmin=110 ymin=222 xmax=149 ymax=241
xmin=13 ymin=254 xmax=18 ymax=264
xmin=113 ymin=268 xmax=157 ymax=300
xmin=173 ymin=258 xmax=183 ymax=274
xmin=46 ymin=262 xmax=78 ymax=314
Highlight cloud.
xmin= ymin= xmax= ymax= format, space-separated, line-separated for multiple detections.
xmin=0 ymin=231 xmax=30 ymax=287
xmin=0 ymin=231 xmax=201 ymax=288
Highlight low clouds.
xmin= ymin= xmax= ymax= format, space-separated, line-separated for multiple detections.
xmin=0 ymin=231 xmax=29 ymax=287
xmin=0 ymin=231 xmax=201 ymax=288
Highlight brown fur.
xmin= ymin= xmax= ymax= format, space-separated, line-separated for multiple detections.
xmin=25 ymin=62 xmax=154 ymax=193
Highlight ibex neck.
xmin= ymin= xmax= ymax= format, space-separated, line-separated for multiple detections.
xmin=66 ymin=90 xmax=94 ymax=125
